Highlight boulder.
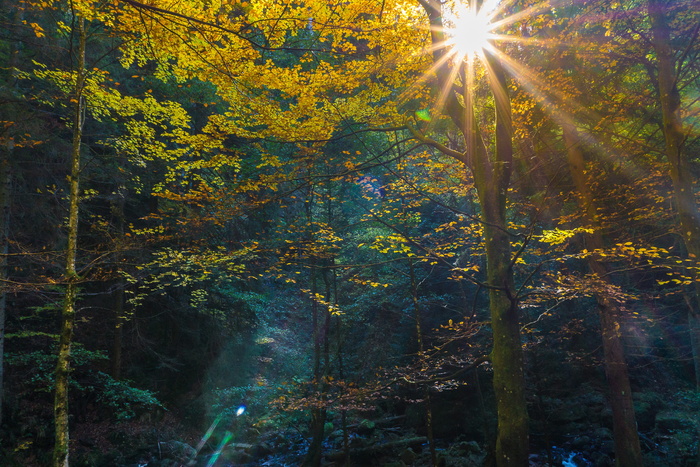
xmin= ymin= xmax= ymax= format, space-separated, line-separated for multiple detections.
xmin=655 ymin=411 xmax=696 ymax=432
xmin=400 ymin=447 xmax=416 ymax=465
xmin=158 ymin=440 xmax=196 ymax=464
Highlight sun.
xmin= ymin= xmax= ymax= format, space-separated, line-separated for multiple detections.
xmin=445 ymin=2 xmax=497 ymax=59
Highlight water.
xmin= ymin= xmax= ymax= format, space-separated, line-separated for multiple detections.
xmin=529 ymin=447 xmax=592 ymax=466
xmin=553 ymin=447 xmax=592 ymax=467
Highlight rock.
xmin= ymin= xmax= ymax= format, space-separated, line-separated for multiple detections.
xmin=592 ymin=427 xmax=613 ymax=440
xmin=400 ymin=447 xmax=416 ymax=465
xmin=357 ymin=419 xmax=376 ymax=435
xmin=158 ymin=440 xmax=196 ymax=463
xmin=251 ymin=442 xmax=274 ymax=457
xmin=329 ymin=429 xmax=344 ymax=441
xmin=450 ymin=440 xmax=481 ymax=456
xmin=656 ymin=410 xmax=695 ymax=432
xmin=590 ymin=452 xmax=613 ymax=467
xmin=551 ymin=402 xmax=587 ymax=423
xmin=78 ymin=437 xmax=96 ymax=447
xmin=634 ymin=391 xmax=662 ymax=430
xmin=599 ymin=439 xmax=615 ymax=456
xmin=570 ymin=435 xmax=591 ymax=449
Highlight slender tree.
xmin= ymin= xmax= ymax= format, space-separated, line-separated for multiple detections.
xmin=0 ymin=119 xmax=10 ymax=434
xmin=562 ymin=122 xmax=644 ymax=467
xmin=0 ymin=3 xmax=23 ymax=432
xmin=53 ymin=11 xmax=86 ymax=467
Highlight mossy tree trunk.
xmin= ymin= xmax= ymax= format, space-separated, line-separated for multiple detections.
xmin=416 ymin=2 xmax=529 ymax=464
xmin=481 ymin=51 xmax=528 ymax=467
xmin=53 ymin=13 xmax=86 ymax=467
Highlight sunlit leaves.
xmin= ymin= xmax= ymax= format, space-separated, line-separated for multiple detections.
xmin=301 ymin=289 xmax=343 ymax=316
xmin=125 ymin=245 xmax=258 ymax=308
xmin=24 ymin=20 xmax=45 ymax=37
xmin=538 ymin=227 xmax=594 ymax=245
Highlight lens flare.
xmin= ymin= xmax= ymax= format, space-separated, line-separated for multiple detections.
xmin=206 ymin=431 xmax=234 ymax=467
xmin=415 ymin=109 xmax=431 ymax=122
xmin=195 ymin=414 xmax=223 ymax=455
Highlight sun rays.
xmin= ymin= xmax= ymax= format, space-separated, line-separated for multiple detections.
xmin=444 ymin=0 xmax=497 ymax=61
xmin=410 ymin=0 xmax=658 ymax=233
xmin=399 ymin=0 xmax=645 ymax=182
xmin=411 ymin=1 xmax=609 ymax=148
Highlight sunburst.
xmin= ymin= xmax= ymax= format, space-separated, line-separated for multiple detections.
xmin=444 ymin=0 xmax=499 ymax=61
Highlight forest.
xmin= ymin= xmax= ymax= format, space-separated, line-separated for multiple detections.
xmin=0 ymin=0 xmax=699 ymax=466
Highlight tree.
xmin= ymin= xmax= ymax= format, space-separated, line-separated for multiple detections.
xmin=647 ymin=0 xmax=700 ymax=389
xmin=0 ymin=11 xmax=16 ymax=434
xmin=413 ymin=1 xmax=528 ymax=464
xmin=562 ymin=121 xmax=644 ymax=467
xmin=53 ymin=10 xmax=86 ymax=466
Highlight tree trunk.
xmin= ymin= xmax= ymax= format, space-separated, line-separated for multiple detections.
xmin=0 ymin=132 xmax=11 ymax=432
xmin=111 ymin=284 xmax=124 ymax=380
xmin=409 ymin=262 xmax=437 ymax=467
xmin=482 ymin=51 xmax=528 ymax=467
xmin=303 ymin=408 xmax=326 ymax=467
xmin=110 ymin=192 xmax=126 ymax=380
xmin=416 ymin=2 xmax=529 ymax=465
xmin=53 ymin=14 xmax=86 ymax=467
xmin=302 ymin=263 xmax=325 ymax=467
xmin=598 ymin=298 xmax=643 ymax=467
xmin=301 ymin=281 xmax=332 ymax=467
xmin=562 ymin=123 xmax=643 ymax=467
xmin=0 ymin=4 xmax=22 ymax=434
xmin=647 ymin=0 xmax=700 ymax=390
xmin=690 ymin=310 xmax=700 ymax=390
xmin=301 ymin=182 xmax=329 ymax=467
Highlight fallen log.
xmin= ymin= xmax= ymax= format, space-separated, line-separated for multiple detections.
xmin=346 ymin=415 xmax=406 ymax=428
xmin=325 ymin=436 xmax=428 ymax=462
xmin=227 ymin=442 xmax=254 ymax=450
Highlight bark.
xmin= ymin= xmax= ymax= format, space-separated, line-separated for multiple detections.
xmin=416 ymin=2 xmax=529 ymax=465
xmin=409 ymin=262 xmax=437 ymax=467
xmin=0 ymin=132 xmax=11 ymax=432
xmin=0 ymin=4 xmax=22 ymax=434
xmin=111 ymin=284 xmax=124 ymax=380
xmin=110 ymin=192 xmax=126 ymax=380
xmin=53 ymin=14 xmax=86 ymax=467
xmin=301 ymin=182 xmax=332 ymax=467
xmin=302 ymin=257 xmax=325 ymax=467
xmin=562 ymin=123 xmax=643 ymax=467
xmin=648 ymin=0 xmax=700 ymax=390
xmin=483 ymin=52 xmax=528 ymax=467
